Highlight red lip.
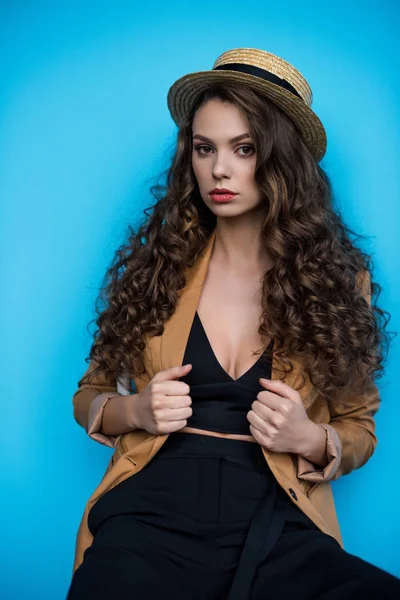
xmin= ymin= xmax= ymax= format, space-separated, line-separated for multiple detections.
xmin=209 ymin=188 xmax=237 ymax=194
xmin=209 ymin=193 xmax=236 ymax=203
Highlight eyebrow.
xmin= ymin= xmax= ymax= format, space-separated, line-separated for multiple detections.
xmin=192 ymin=133 xmax=251 ymax=143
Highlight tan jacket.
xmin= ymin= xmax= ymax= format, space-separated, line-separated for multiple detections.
xmin=72 ymin=228 xmax=379 ymax=573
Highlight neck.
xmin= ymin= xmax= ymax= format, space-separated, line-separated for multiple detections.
xmin=211 ymin=217 xmax=273 ymax=275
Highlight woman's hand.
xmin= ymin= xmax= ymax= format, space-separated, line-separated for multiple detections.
xmin=132 ymin=364 xmax=193 ymax=435
xmin=247 ymin=378 xmax=319 ymax=456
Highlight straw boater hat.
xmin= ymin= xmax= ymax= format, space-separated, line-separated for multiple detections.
xmin=167 ymin=48 xmax=327 ymax=162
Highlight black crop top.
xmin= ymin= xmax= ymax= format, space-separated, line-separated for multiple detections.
xmin=179 ymin=311 xmax=274 ymax=435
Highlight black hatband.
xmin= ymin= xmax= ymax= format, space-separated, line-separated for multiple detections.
xmin=213 ymin=63 xmax=302 ymax=100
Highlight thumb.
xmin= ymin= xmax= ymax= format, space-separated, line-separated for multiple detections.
xmin=259 ymin=377 xmax=301 ymax=403
xmin=155 ymin=364 xmax=192 ymax=381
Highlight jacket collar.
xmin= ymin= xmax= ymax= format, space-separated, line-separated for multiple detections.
xmin=160 ymin=228 xmax=217 ymax=374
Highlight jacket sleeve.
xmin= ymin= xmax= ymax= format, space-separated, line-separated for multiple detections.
xmin=297 ymin=269 xmax=380 ymax=483
xmin=72 ymin=359 xmax=124 ymax=448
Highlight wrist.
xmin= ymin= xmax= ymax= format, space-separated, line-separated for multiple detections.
xmin=298 ymin=422 xmax=328 ymax=467
xmin=126 ymin=393 xmax=141 ymax=431
xmin=101 ymin=393 xmax=139 ymax=435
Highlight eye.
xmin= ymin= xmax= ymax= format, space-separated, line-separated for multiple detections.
xmin=194 ymin=144 xmax=213 ymax=155
xmin=193 ymin=144 xmax=255 ymax=157
xmin=237 ymin=145 xmax=255 ymax=156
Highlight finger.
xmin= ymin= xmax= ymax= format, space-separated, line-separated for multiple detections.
xmin=249 ymin=424 xmax=266 ymax=446
xmin=152 ymin=379 xmax=191 ymax=396
xmin=256 ymin=391 xmax=290 ymax=412
xmin=161 ymin=406 xmax=193 ymax=422
xmin=158 ymin=395 xmax=192 ymax=409
xmin=247 ymin=409 xmax=271 ymax=435
xmin=153 ymin=364 xmax=192 ymax=382
xmin=160 ymin=420 xmax=189 ymax=434
xmin=259 ymin=378 xmax=300 ymax=402
xmin=251 ymin=400 xmax=275 ymax=421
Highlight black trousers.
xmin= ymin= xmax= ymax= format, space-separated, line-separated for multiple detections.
xmin=67 ymin=433 xmax=400 ymax=599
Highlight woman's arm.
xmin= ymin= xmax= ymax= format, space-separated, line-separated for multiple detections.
xmin=297 ymin=387 xmax=378 ymax=483
xmin=324 ymin=378 xmax=379 ymax=482
xmin=296 ymin=270 xmax=379 ymax=483
xmin=72 ymin=360 xmax=138 ymax=448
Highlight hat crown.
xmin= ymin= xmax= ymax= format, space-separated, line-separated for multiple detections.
xmin=213 ymin=48 xmax=313 ymax=107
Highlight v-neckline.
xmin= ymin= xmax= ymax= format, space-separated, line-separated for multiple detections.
xmin=195 ymin=311 xmax=267 ymax=384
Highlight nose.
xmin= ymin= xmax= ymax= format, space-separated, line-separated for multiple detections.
xmin=211 ymin=151 xmax=232 ymax=180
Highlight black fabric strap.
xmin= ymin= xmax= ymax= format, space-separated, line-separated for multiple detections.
xmin=213 ymin=63 xmax=302 ymax=100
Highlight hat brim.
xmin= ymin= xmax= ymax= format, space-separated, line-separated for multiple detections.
xmin=167 ymin=70 xmax=327 ymax=162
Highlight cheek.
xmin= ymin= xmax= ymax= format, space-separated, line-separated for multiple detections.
xmin=241 ymin=165 xmax=259 ymax=197
xmin=191 ymin=157 xmax=201 ymax=179
xmin=243 ymin=161 xmax=257 ymax=183
xmin=192 ymin=159 xmax=208 ymax=186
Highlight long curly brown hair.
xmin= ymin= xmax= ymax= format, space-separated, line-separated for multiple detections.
xmin=81 ymin=82 xmax=394 ymax=402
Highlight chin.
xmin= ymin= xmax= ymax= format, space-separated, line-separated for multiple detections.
xmin=207 ymin=202 xmax=252 ymax=213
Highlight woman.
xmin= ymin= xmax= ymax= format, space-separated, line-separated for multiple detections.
xmin=67 ymin=48 xmax=399 ymax=599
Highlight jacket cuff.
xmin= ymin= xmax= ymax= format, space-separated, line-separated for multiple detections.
xmin=87 ymin=392 xmax=121 ymax=448
xmin=297 ymin=424 xmax=342 ymax=482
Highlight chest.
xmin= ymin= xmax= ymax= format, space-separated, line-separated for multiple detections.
xmin=196 ymin=264 xmax=272 ymax=381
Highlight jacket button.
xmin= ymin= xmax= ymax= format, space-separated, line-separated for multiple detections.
xmin=289 ymin=488 xmax=298 ymax=501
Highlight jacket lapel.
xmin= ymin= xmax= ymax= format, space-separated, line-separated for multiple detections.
xmin=160 ymin=228 xmax=216 ymax=373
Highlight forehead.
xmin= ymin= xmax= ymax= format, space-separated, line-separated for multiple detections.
xmin=192 ymin=98 xmax=249 ymax=135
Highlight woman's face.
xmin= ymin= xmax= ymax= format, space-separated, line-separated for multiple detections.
xmin=191 ymin=98 xmax=263 ymax=217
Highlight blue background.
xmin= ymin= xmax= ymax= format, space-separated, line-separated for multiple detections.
xmin=1 ymin=1 xmax=399 ymax=597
